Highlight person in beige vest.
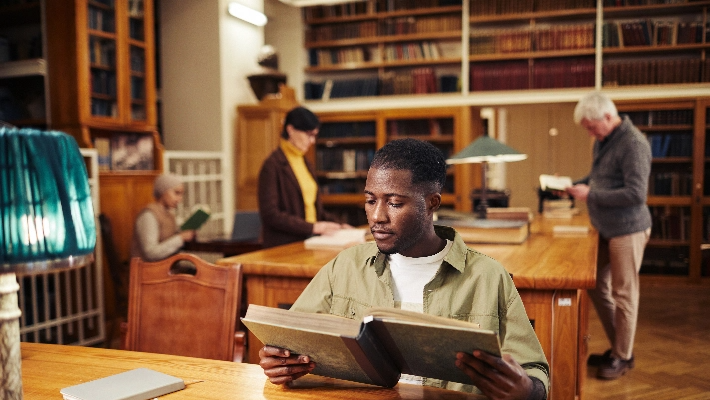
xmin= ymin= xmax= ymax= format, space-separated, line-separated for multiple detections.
xmin=130 ymin=174 xmax=195 ymax=261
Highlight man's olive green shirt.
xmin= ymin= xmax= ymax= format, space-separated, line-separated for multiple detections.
xmin=291 ymin=225 xmax=550 ymax=395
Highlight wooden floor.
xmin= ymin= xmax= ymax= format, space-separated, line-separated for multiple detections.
xmin=584 ymin=282 xmax=710 ymax=399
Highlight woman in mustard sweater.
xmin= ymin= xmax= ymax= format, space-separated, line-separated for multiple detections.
xmin=258 ymin=106 xmax=349 ymax=248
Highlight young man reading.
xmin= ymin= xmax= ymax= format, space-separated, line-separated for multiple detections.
xmin=258 ymin=139 xmax=549 ymax=399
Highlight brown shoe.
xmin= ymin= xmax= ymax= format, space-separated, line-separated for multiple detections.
xmin=589 ymin=349 xmax=635 ymax=369
xmin=597 ymin=357 xmax=633 ymax=380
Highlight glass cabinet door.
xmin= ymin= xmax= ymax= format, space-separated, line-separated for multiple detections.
xmin=88 ymin=0 xmax=118 ymax=118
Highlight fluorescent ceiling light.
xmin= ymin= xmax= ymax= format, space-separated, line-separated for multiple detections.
xmin=279 ymin=0 xmax=365 ymax=7
xmin=228 ymin=2 xmax=267 ymax=26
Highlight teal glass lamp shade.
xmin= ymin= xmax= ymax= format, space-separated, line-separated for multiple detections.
xmin=446 ymin=135 xmax=527 ymax=165
xmin=1 ymin=127 xmax=96 ymax=273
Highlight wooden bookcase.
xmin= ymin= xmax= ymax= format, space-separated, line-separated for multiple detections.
xmin=615 ymin=97 xmax=709 ymax=282
xmin=0 ymin=0 xmax=48 ymax=128
xmin=302 ymin=0 xmax=464 ymax=99
xmin=300 ymin=0 xmax=710 ymax=100
xmin=312 ymin=106 xmax=479 ymax=225
xmin=41 ymin=0 xmax=162 ymax=263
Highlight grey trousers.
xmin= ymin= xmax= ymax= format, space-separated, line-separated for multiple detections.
xmin=589 ymin=228 xmax=650 ymax=361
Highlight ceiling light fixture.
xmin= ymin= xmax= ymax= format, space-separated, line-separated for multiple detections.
xmin=228 ymin=2 xmax=267 ymax=27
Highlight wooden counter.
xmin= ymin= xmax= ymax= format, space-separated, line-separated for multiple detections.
xmin=219 ymin=215 xmax=598 ymax=400
xmin=20 ymin=342 xmax=485 ymax=399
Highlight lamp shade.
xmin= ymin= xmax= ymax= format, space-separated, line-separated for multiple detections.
xmin=446 ymin=135 xmax=527 ymax=164
xmin=0 ymin=127 xmax=96 ymax=273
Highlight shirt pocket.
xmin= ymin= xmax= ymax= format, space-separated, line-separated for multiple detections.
xmin=449 ymin=313 xmax=500 ymax=335
xmin=330 ymin=295 xmax=372 ymax=320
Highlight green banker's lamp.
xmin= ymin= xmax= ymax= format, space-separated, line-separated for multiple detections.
xmin=1 ymin=127 xmax=96 ymax=399
xmin=446 ymin=134 xmax=527 ymax=218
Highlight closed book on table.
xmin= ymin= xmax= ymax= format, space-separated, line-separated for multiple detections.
xmin=60 ymin=368 xmax=184 ymax=400
xmin=241 ymin=304 xmax=500 ymax=388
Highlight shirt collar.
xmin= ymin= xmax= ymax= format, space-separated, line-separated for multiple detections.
xmin=280 ymin=138 xmax=305 ymax=157
xmin=369 ymin=225 xmax=468 ymax=276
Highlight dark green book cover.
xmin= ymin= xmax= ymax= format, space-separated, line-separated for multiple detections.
xmin=180 ymin=208 xmax=210 ymax=231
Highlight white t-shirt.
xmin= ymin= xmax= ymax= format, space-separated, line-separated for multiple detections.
xmin=388 ymin=240 xmax=453 ymax=385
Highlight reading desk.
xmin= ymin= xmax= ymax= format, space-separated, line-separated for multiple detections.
xmin=218 ymin=214 xmax=598 ymax=400
xmin=20 ymin=342 xmax=485 ymax=399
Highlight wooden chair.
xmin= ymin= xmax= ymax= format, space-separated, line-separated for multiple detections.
xmin=98 ymin=213 xmax=129 ymax=348
xmin=121 ymin=253 xmax=245 ymax=362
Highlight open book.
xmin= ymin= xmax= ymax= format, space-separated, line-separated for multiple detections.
xmin=539 ymin=174 xmax=572 ymax=191
xmin=304 ymin=228 xmax=368 ymax=250
xmin=180 ymin=207 xmax=210 ymax=231
xmin=241 ymin=304 xmax=501 ymax=388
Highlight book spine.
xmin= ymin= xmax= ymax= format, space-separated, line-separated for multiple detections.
xmin=343 ymin=325 xmax=400 ymax=388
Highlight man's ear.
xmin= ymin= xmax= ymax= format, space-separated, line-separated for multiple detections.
xmin=427 ymin=192 xmax=442 ymax=214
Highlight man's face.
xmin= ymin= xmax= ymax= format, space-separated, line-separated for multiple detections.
xmin=580 ymin=114 xmax=615 ymax=141
xmin=364 ymin=167 xmax=435 ymax=257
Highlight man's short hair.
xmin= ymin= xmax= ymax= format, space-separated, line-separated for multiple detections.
xmin=574 ymin=91 xmax=618 ymax=124
xmin=370 ymin=138 xmax=447 ymax=193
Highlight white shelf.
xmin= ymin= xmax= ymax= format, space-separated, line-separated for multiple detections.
xmin=304 ymin=84 xmax=710 ymax=112
xmin=0 ymin=58 xmax=47 ymax=79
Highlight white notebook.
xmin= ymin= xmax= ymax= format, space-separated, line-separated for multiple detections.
xmin=60 ymin=368 xmax=185 ymax=400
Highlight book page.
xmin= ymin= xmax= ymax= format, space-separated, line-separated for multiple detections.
xmin=304 ymin=228 xmax=368 ymax=249
xmin=365 ymin=307 xmax=481 ymax=329
xmin=539 ymin=174 xmax=572 ymax=191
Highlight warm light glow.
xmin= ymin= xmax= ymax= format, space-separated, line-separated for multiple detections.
xmin=228 ymin=2 xmax=267 ymax=27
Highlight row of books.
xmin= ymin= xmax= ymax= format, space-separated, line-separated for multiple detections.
xmin=649 ymin=205 xmax=691 ymax=241
xmin=648 ymin=133 xmax=693 ymax=157
xmin=704 ymin=208 xmax=710 ymax=241
xmin=130 ymin=76 xmax=144 ymax=100
xmin=320 ymin=122 xmax=377 ymax=138
xmin=387 ymin=118 xmax=454 ymax=137
xmin=130 ymin=48 xmax=145 ymax=72
xmin=603 ymin=58 xmax=705 ymax=87
xmin=641 ymin=246 xmax=688 ymax=275
xmin=304 ymin=70 xmax=459 ymax=99
xmin=90 ymin=70 xmax=117 ymax=96
xmin=306 ymin=15 xmax=460 ymax=44
xmin=308 ymin=41 xmax=452 ymax=67
xmin=129 ymin=18 xmax=144 ymax=41
xmin=470 ymin=58 xmax=595 ymax=91
xmin=319 ymin=178 xmax=367 ymax=195
xmin=626 ymin=109 xmax=694 ymax=126
xmin=89 ymin=37 xmax=115 ymax=67
xmin=470 ymin=24 xmax=595 ymax=54
xmin=88 ymin=5 xmax=115 ymax=33
xmin=602 ymin=20 xmax=707 ymax=48
xmin=90 ymin=98 xmax=117 ymax=117
xmin=649 ymin=171 xmax=693 ymax=196
xmin=316 ymin=148 xmax=376 ymax=172
xmin=605 ymin=0 xmax=695 ymax=6
xmin=94 ymin=134 xmax=153 ymax=171
xmin=303 ymin=0 xmax=462 ymax=21
xmin=470 ymin=0 xmax=593 ymax=16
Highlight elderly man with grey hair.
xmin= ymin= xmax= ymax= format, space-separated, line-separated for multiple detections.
xmin=129 ymin=174 xmax=196 ymax=261
xmin=567 ymin=91 xmax=652 ymax=380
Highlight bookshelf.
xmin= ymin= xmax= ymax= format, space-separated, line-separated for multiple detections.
xmin=299 ymin=0 xmax=710 ymax=100
xmin=302 ymin=0 xmax=464 ymax=99
xmin=0 ymin=0 xmax=48 ymax=128
xmin=42 ymin=0 xmax=162 ymax=264
xmin=312 ymin=106 xmax=478 ymax=226
xmin=615 ymin=97 xmax=709 ymax=282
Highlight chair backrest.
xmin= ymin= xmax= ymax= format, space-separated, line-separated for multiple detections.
xmin=124 ymin=253 xmax=242 ymax=361
xmin=231 ymin=211 xmax=261 ymax=241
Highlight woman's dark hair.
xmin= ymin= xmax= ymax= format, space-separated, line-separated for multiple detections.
xmin=370 ymin=138 xmax=447 ymax=193
xmin=281 ymin=106 xmax=320 ymax=139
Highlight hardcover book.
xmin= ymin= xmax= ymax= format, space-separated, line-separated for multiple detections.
xmin=180 ymin=207 xmax=210 ymax=231
xmin=241 ymin=304 xmax=500 ymax=388
xmin=60 ymin=368 xmax=184 ymax=400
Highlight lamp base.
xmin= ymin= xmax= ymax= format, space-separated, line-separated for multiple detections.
xmin=0 ymin=273 xmax=22 ymax=399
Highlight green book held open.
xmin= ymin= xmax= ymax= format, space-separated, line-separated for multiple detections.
xmin=241 ymin=304 xmax=501 ymax=388
xmin=180 ymin=207 xmax=210 ymax=231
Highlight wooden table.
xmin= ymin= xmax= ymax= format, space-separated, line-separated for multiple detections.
xmin=20 ymin=342 xmax=485 ymax=399
xmin=218 ymin=215 xmax=598 ymax=400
